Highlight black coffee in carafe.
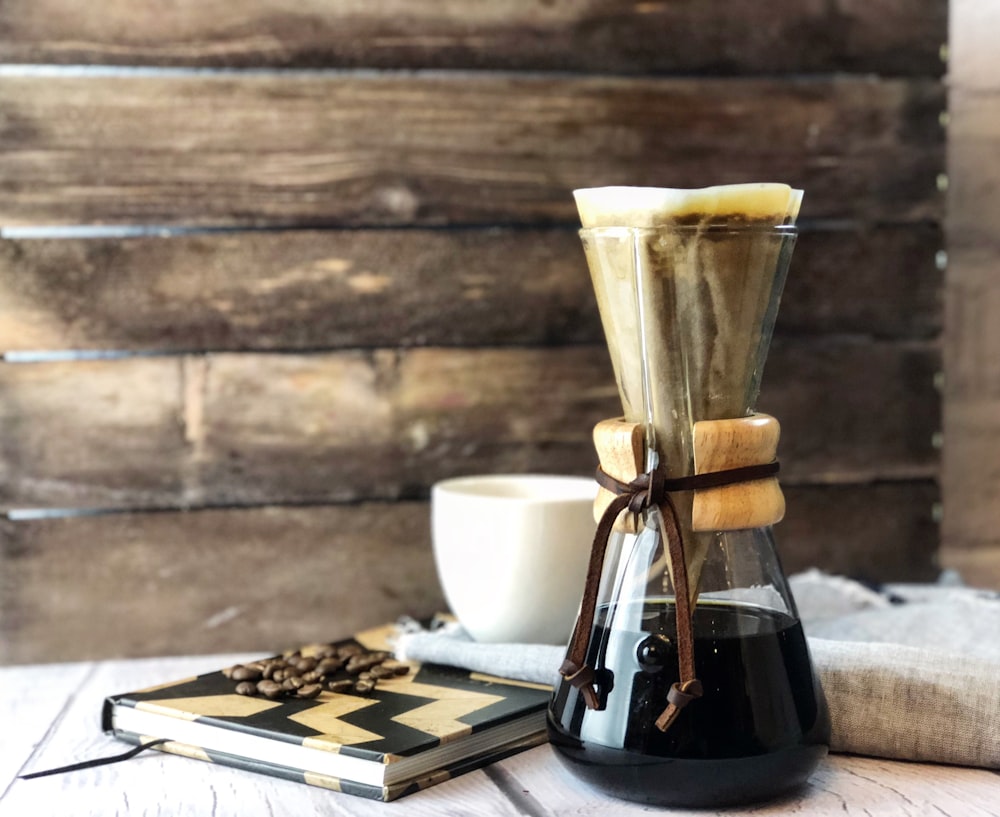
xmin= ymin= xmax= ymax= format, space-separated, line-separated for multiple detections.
xmin=549 ymin=598 xmax=828 ymax=806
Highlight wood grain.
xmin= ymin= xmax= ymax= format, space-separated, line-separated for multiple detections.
xmin=776 ymin=481 xmax=939 ymax=582
xmin=0 ymin=228 xmax=598 ymax=353
xmin=496 ymin=747 xmax=1000 ymax=817
xmin=946 ymin=0 xmax=1000 ymax=93
xmin=0 ymin=0 xmax=948 ymax=76
xmin=592 ymin=417 xmax=643 ymax=533
xmin=759 ymin=338 xmax=940 ymax=484
xmin=0 ymin=503 xmax=445 ymax=665
xmin=0 ymin=0 xmax=955 ymax=669
xmin=944 ymin=248 xmax=1000 ymax=401
xmin=0 ymin=357 xmax=191 ymax=509
xmin=941 ymin=398 xmax=1000 ymax=549
xmin=0 ymin=225 xmax=943 ymax=354
xmin=0 ymin=74 xmax=945 ymax=227
xmin=781 ymin=224 xmax=943 ymax=339
xmin=947 ymin=88 xmax=1000 ymax=246
xmin=691 ymin=415 xmax=784 ymax=533
xmin=0 ymin=661 xmax=96 ymax=786
xmin=0 ymin=342 xmax=939 ymax=511
xmin=0 ymin=481 xmax=938 ymax=665
xmin=941 ymin=0 xmax=1000 ymax=567
xmin=8 ymin=660 xmax=997 ymax=817
xmin=939 ymin=545 xmax=1000 ymax=591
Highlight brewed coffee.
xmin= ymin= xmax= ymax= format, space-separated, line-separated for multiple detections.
xmin=548 ymin=599 xmax=829 ymax=807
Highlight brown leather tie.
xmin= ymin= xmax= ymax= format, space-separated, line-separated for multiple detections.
xmin=559 ymin=460 xmax=779 ymax=730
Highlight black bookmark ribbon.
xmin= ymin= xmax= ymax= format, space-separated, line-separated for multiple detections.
xmin=19 ymin=739 xmax=169 ymax=780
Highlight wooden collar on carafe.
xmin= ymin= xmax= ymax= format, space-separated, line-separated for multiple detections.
xmin=559 ymin=414 xmax=785 ymax=731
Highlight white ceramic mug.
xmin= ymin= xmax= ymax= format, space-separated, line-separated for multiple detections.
xmin=431 ymin=474 xmax=597 ymax=644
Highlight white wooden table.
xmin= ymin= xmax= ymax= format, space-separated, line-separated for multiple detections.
xmin=2 ymin=654 xmax=998 ymax=817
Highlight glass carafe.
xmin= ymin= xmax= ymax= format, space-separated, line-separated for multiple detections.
xmin=547 ymin=214 xmax=830 ymax=807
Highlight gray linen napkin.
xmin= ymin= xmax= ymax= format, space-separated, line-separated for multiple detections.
xmin=394 ymin=570 xmax=1000 ymax=768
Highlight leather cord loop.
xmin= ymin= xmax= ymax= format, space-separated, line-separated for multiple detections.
xmin=596 ymin=460 xmax=779 ymax=496
xmin=559 ymin=489 xmax=634 ymax=709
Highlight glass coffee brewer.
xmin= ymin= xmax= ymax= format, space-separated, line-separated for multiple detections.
xmin=548 ymin=185 xmax=830 ymax=807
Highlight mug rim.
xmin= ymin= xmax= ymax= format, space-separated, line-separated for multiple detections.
xmin=432 ymin=473 xmax=595 ymax=503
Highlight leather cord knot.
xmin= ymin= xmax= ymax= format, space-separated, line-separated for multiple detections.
xmin=597 ymin=468 xmax=667 ymax=522
xmin=655 ymin=679 xmax=705 ymax=731
xmin=558 ymin=659 xmax=600 ymax=710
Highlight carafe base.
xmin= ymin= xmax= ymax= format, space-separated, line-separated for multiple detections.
xmin=548 ymin=729 xmax=827 ymax=807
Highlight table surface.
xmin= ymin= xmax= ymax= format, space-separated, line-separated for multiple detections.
xmin=2 ymin=653 xmax=998 ymax=817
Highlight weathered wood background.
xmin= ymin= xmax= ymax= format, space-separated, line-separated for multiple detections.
xmin=0 ymin=1 xmax=950 ymax=663
xmin=941 ymin=0 xmax=1000 ymax=590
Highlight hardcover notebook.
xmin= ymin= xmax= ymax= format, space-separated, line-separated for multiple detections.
xmin=102 ymin=623 xmax=551 ymax=801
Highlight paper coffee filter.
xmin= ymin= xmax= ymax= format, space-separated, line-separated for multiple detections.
xmin=575 ymin=184 xmax=801 ymax=605
xmin=785 ymin=187 xmax=804 ymax=223
xmin=574 ymin=183 xmax=802 ymax=228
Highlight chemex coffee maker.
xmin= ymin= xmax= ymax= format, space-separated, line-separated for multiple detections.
xmin=548 ymin=185 xmax=830 ymax=807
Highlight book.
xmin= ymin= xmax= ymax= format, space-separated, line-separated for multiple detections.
xmin=102 ymin=622 xmax=551 ymax=801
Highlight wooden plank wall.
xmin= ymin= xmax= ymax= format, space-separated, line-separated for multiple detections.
xmin=0 ymin=1 xmax=948 ymax=663
xmin=941 ymin=0 xmax=1000 ymax=588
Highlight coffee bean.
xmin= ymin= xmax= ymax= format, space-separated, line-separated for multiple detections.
xmin=257 ymin=680 xmax=284 ymax=700
xmin=346 ymin=655 xmax=383 ymax=674
xmin=316 ymin=657 xmax=343 ymax=676
xmin=297 ymin=684 xmax=323 ymax=699
xmin=231 ymin=665 xmax=263 ymax=682
xmin=227 ymin=645 xmax=407 ymax=700
xmin=354 ymin=679 xmax=376 ymax=695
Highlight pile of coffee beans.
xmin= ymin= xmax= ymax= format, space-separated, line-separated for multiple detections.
xmin=223 ymin=642 xmax=410 ymax=701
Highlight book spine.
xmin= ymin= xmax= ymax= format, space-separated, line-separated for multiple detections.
xmin=109 ymin=728 xmax=392 ymax=802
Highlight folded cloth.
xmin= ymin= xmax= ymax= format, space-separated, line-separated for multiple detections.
xmin=809 ymin=638 xmax=1000 ymax=766
xmin=396 ymin=620 xmax=563 ymax=687
xmin=791 ymin=568 xmax=1000 ymax=663
xmin=394 ymin=570 xmax=1000 ymax=769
